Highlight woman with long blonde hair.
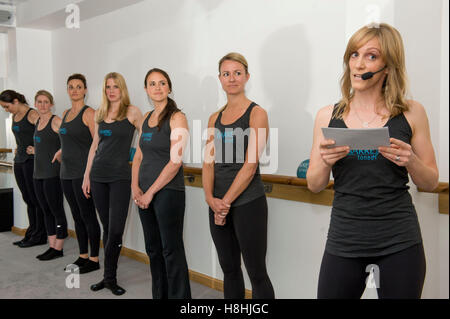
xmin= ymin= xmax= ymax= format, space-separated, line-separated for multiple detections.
xmin=307 ymin=23 xmax=438 ymax=299
xmin=83 ymin=72 xmax=142 ymax=295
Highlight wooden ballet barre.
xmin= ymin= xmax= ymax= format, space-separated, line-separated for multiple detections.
xmin=182 ymin=166 xmax=448 ymax=214
xmin=182 ymin=165 xmax=334 ymax=207
xmin=417 ymin=182 xmax=449 ymax=215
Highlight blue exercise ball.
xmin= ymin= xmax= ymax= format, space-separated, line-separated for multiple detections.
xmin=297 ymin=159 xmax=310 ymax=179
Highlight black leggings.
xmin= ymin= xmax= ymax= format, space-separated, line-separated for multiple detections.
xmin=33 ymin=177 xmax=68 ymax=239
xmin=138 ymin=189 xmax=191 ymax=299
xmin=13 ymin=159 xmax=46 ymax=242
xmin=90 ymin=180 xmax=131 ymax=283
xmin=61 ymin=178 xmax=100 ymax=257
xmin=209 ymin=195 xmax=275 ymax=299
xmin=317 ymin=243 xmax=426 ymax=299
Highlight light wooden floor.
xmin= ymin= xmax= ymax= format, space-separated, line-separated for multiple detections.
xmin=0 ymin=231 xmax=222 ymax=299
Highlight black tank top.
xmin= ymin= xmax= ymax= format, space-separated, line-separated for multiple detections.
xmin=33 ymin=116 xmax=61 ymax=179
xmin=12 ymin=108 xmax=35 ymax=163
xmin=326 ymin=105 xmax=422 ymax=257
xmin=138 ymin=111 xmax=185 ymax=192
xmin=59 ymin=105 xmax=93 ymax=180
xmin=90 ymin=118 xmax=135 ymax=182
xmin=213 ymin=102 xmax=265 ymax=207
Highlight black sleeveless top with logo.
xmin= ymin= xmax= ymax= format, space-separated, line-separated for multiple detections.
xmin=213 ymin=102 xmax=265 ymax=207
xmin=138 ymin=111 xmax=185 ymax=192
xmin=12 ymin=108 xmax=35 ymax=163
xmin=59 ymin=105 xmax=93 ymax=180
xmin=90 ymin=118 xmax=135 ymax=183
xmin=33 ymin=115 xmax=61 ymax=179
xmin=326 ymin=105 xmax=422 ymax=258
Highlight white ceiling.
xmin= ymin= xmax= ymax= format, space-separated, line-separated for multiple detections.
xmin=0 ymin=0 xmax=30 ymax=5
xmin=6 ymin=0 xmax=145 ymax=30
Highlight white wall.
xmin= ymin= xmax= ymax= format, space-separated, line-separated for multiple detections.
xmin=3 ymin=0 xmax=448 ymax=298
xmin=438 ymin=0 xmax=449 ymax=299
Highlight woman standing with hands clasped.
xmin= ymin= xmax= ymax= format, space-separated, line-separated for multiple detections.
xmin=84 ymin=72 xmax=142 ymax=296
xmin=0 ymin=90 xmax=46 ymax=248
xmin=202 ymin=53 xmax=275 ymax=299
xmin=28 ymin=90 xmax=68 ymax=261
xmin=132 ymin=68 xmax=191 ymax=299
xmin=307 ymin=23 xmax=438 ymax=299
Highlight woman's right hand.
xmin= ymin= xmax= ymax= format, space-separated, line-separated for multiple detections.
xmin=319 ymin=139 xmax=350 ymax=167
xmin=214 ymin=213 xmax=226 ymax=226
xmin=208 ymin=197 xmax=230 ymax=225
xmin=208 ymin=197 xmax=230 ymax=215
xmin=52 ymin=149 xmax=62 ymax=163
xmin=132 ymin=184 xmax=143 ymax=205
xmin=82 ymin=175 xmax=91 ymax=199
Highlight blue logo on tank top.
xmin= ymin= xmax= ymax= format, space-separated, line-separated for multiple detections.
xmin=59 ymin=128 xmax=67 ymax=135
xmin=99 ymin=129 xmax=112 ymax=137
xmin=12 ymin=125 xmax=20 ymax=132
xmin=348 ymin=149 xmax=379 ymax=161
xmin=215 ymin=130 xmax=234 ymax=143
xmin=142 ymin=132 xmax=153 ymax=142
xmin=34 ymin=136 xmax=41 ymax=143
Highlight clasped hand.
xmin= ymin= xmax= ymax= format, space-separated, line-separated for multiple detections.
xmin=132 ymin=185 xmax=153 ymax=210
xmin=208 ymin=197 xmax=230 ymax=226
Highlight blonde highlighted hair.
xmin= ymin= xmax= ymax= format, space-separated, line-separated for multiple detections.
xmin=35 ymin=90 xmax=54 ymax=105
xmin=217 ymin=52 xmax=249 ymax=112
xmin=218 ymin=52 xmax=249 ymax=74
xmin=95 ymin=72 xmax=130 ymax=123
xmin=335 ymin=23 xmax=409 ymax=119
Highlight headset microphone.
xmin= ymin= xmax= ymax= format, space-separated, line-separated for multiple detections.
xmin=361 ymin=66 xmax=387 ymax=80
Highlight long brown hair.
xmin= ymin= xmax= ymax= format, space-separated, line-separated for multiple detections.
xmin=335 ymin=23 xmax=409 ymax=119
xmin=144 ymin=68 xmax=180 ymax=131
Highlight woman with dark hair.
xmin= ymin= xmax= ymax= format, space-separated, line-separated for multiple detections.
xmin=28 ymin=90 xmax=68 ymax=261
xmin=307 ymin=23 xmax=438 ymax=299
xmin=0 ymin=89 xmax=46 ymax=248
xmin=132 ymin=68 xmax=191 ymax=299
xmin=58 ymin=74 xmax=101 ymax=274
xmin=84 ymin=72 xmax=142 ymax=296
xmin=202 ymin=53 xmax=275 ymax=299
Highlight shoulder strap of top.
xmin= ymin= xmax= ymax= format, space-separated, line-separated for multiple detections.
xmin=331 ymin=103 xmax=341 ymax=118
xmin=16 ymin=107 xmax=33 ymax=123
xmin=215 ymin=108 xmax=224 ymax=126
xmin=142 ymin=111 xmax=153 ymax=130
xmin=62 ymin=108 xmax=70 ymax=122
xmin=25 ymin=108 xmax=33 ymax=118
xmin=246 ymin=101 xmax=257 ymax=115
xmin=47 ymin=115 xmax=56 ymax=130
xmin=328 ymin=103 xmax=344 ymax=127
xmin=243 ymin=101 xmax=258 ymax=123
xmin=80 ymin=105 xmax=89 ymax=117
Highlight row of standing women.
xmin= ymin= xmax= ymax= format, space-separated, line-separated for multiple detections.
xmin=0 ymin=23 xmax=439 ymax=299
